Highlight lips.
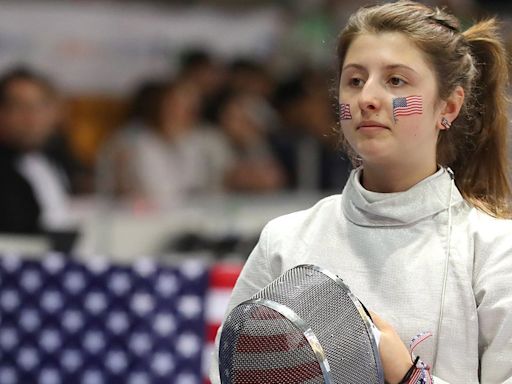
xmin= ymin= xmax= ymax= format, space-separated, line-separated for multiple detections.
xmin=357 ymin=121 xmax=389 ymax=130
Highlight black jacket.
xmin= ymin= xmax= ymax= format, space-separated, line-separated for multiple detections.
xmin=0 ymin=144 xmax=41 ymax=233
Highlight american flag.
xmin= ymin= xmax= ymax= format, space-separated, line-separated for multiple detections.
xmin=392 ymin=95 xmax=423 ymax=119
xmin=0 ymin=252 xmax=208 ymax=384
xmin=339 ymin=103 xmax=352 ymax=120
xmin=225 ymin=305 xmax=324 ymax=383
xmin=202 ymin=263 xmax=242 ymax=383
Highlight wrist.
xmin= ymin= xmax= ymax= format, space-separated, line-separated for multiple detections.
xmin=396 ymin=356 xmax=419 ymax=384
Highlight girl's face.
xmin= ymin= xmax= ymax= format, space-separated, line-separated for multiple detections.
xmin=339 ymin=32 xmax=444 ymax=169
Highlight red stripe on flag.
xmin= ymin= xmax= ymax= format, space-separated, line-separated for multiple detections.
xmin=235 ymin=332 xmax=308 ymax=353
xmin=209 ymin=264 xmax=243 ymax=288
xmin=233 ymin=361 xmax=323 ymax=384
xmin=394 ymin=110 xmax=423 ymax=116
xmin=395 ymin=107 xmax=422 ymax=110
xmin=339 ymin=103 xmax=352 ymax=120
xmin=249 ymin=306 xmax=285 ymax=320
xmin=207 ymin=322 xmax=222 ymax=343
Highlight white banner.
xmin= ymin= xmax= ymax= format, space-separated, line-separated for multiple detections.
xmin=0 ymin=2 xmax=282 ymax=95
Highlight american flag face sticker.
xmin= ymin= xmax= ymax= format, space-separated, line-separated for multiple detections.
xmin=392 ymin=95 xmax=422 ymax=120
xmin=339 ymin=103 xmax=352 ymax=120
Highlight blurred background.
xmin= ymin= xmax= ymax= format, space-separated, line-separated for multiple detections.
xmin=0 ymin=0 xmax=511 ymax=383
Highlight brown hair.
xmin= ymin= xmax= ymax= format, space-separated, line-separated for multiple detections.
xmin=337 ymin=1 xmax=512 ymax=218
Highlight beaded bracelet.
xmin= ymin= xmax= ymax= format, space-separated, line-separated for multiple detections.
xmin=398 ymin=332 xmax=434 ymax=384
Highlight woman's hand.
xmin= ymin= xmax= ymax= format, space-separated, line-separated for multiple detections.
xmin=370 ymin=311 xmax=413 ymax=384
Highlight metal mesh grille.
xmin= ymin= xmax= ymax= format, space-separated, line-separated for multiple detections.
xmin=219 ymin=265 xmax=383 ymax=384
xmin=220 ymin=303 xmax=324 ymax=383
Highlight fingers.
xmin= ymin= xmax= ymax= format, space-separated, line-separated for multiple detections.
xmin=369 ymin=310 xmax=413 ymax=383
xmin=369 ymin=310 xmax=389 ymax=331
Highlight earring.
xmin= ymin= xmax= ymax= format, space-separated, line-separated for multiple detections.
xmin=441 ymin=117 xmax=451 ymax=130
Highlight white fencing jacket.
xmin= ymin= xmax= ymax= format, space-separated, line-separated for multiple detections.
xmin=210 ymin=167 xmax=512 ymax=383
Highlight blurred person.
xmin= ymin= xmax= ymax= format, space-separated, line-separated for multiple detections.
xmin=179 ymin=49 xmax=225 ymax=100
xmin=271 ymin=69 xmax=352 ymax=191
xmin=210 ymin=88 xmax=287 ymax=192
xmin=178 ymin=49 xmax=226 ymax=122
xmin=97 ymin=80 xmax=165 ymax=197
xmin=227 ymin=58 xmax=275 ymax=100
xmin=99 ymin=78 xmax=228 ymax=208
xmin=0 ymin=66 xmax=74 ymax=233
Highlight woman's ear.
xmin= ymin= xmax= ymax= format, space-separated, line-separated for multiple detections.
xmin=438 ymin=85 xmax=464 ymax=130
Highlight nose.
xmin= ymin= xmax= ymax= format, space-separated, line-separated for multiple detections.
xmin=357 ymin=78 xmax=383 ymax=113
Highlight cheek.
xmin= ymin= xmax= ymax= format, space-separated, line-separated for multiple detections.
xmin=340 ymin=124 xmax=357 ymax=147
xmin=395 ymin=115 xmax=437 ymax=145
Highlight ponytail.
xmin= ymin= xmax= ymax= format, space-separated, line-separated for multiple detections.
xmin=453 ymin=19 xmax=512 ymax=218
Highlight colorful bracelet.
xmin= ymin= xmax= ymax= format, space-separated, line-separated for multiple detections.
xmin=410 ymin=358 xmax=433 ymax=384
xmin=400 ymin=332 xmax=435 ymax=384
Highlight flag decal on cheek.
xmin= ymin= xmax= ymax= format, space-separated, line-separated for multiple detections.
xmin=392 ymin=95 xmax=423 ymax=120
xmin=339 ymin=103 xmax=352 ymax=120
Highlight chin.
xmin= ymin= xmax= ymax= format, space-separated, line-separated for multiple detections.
xmin=354 ymin=143 xmax=394 ymax=163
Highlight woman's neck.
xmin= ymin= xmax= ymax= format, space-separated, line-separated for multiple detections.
xmin=360 ymin=161 xmax=438 ymax=193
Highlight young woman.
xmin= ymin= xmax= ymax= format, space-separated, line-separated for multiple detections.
xmin=210 ymin=1 xmax=512 ymax=383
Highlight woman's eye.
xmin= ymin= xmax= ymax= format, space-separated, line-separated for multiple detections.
xmin=349 ymin=78 xmax=364 ymax=87
xmin=389 ymin=77 xmax=406 ymax=86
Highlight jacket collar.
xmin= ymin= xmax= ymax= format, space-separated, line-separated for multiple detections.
xmin=341 ymin=166 xmax=463 ymax=227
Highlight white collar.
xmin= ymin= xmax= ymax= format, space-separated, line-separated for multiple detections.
xmin=341 ymin=166 xmax=463 ymax=227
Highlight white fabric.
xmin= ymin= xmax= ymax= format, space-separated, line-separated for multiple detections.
xmin=16 ymin=153 xmax=71 ymax=230
xmin=132 ymin=128 xmax=231 ymax=204
xmin=209 ymin=166 xmax=512 ymax=384
xmin=100 ymin=126 xmax=232 ymax=207
xmin=370 ymin=319 xmax=382 ymax=348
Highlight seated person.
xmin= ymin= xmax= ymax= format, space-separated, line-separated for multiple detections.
xmin=209 ymin=88 xmax=287 ymax=193
xmin=0 ymin=66 xmax=73 ymax=234
xmin=99 ymin=78 xmax=229 ymax=208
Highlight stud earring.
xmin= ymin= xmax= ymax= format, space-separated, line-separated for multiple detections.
xmin=441 ymin=117 xmax=451 ymax=130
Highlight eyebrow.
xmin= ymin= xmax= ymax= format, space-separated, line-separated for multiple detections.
xmin=342 ymin=63 xmax=419 ymax=75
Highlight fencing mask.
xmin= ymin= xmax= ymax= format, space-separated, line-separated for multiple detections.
xmin=219 ymin=264 xmax=384 ymax=383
